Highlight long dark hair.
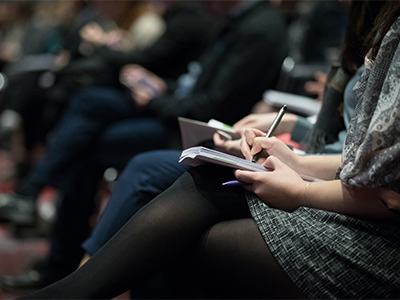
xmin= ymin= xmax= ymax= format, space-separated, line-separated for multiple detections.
xmin=304 ymin=0 xmax=387 ymax=154
xmin=341 ymin=1 xmax=384 ymax=75
xmin=369 ymin=1 xmax=400 ymax=60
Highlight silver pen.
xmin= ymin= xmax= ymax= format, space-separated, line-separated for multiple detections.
xmin=251 ymin=104 xmax=287 ymax=163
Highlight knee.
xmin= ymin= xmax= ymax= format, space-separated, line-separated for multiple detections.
xmin=122 ymin=150 xmax=183 ymax=195
xmin=68 ymin=87 xmax=122 ymax=115
xmin=124 ymin=152 xmax=159 ymax=182
xmin=68 ymin=89 xmax=96 ymax=115
xmin=119 ymin=152 xmax=163 ymax=194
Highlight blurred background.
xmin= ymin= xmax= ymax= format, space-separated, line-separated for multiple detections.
xmin=0 ymin=0 xmax=349 ymax=299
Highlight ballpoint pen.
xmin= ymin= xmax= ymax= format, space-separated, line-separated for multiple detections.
xmin=251 ymin=104 xmax=287 ymax=163
xmin=222 ymin=180 xmax=244 ymax=187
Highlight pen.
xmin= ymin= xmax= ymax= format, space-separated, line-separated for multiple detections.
xmin=222 ymin=180 xmax=244 ymax=187
xmin=251 ymin=104 xmax=287 ymax=163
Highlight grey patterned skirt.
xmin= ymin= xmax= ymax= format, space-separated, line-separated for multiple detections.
xmin=246 ymin=193 xmax=400 ymax=299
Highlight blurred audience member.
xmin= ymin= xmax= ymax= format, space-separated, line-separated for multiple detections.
xmin=0 ymin=1 xmax=196 ymax=183
xmin=0 ymin=0 xmax=220 ymax=291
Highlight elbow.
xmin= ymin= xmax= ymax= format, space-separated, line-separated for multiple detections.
xmin=379 ymin=188 xmax=400 ymax=215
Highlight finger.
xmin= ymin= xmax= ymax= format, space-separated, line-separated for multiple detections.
xmin=262 ymin=155 xmax=285 ymax=172
xmin=234 ymin=169 xmax=255 ymax=184
xmin=233 ymin=115 xmax=253 ymax=129
xmin=249 ymin=137 xmax=273 ymax=158
xmin=213 ymin=132 xmax=224 ymax=146
xmin=240 ymin=136 xmax=252 ymax=160
xmin=304 ymin=81 xmax=321 ymax=94
xmin=241 ymin=129 xmax=266 ymax=160
xmin=243 ymin=128 xmax=266 ymax=146
xmin=131 ymin=89 xmax=150 ymax=107
xmin=251 ymin=136 xmax=282 ymax=156
xmin=120 ymin=64 xmax=141 ymax=74
xmin=241 ymin=130 xmax=256 ymax=160
xmin=315 ymin=71 xmax=327 ymax=83
xmin=250 ymin=140 xmax=263 ymax=158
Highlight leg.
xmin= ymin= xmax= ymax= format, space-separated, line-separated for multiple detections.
xmin=94 ymin=119 xmax=170 ymax=170
xmin=82 ymin=150 xmax=189 ymax=299
xmin=28 ymin=87 xmax=137 ymax=187
xmin=48 ymin=161 xmax=103 ymax=268
xmin=196 ymin=219 xmax=307 ymax=299
xmin=21 ymin=165 xmax=249 ymax=299
xmin=82 ymin=150 xmax=190 ymax=255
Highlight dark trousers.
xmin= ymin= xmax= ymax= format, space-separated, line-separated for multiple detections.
xmin=30 ymin=86 xmax=168 ymax=186
xmin=26 ymin=87 xmax=170 ymax=267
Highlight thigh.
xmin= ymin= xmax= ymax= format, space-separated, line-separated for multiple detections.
xmin=68 ymin=87 xmax=137 ymax=121
xmin=95 ymin=120 xmax=171 ymax=169
xmin=196 ymin=218 xmax=307 ymax=299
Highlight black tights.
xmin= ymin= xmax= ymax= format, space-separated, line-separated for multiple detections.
xmin=21 ymin=165 xmax=306 ymax=299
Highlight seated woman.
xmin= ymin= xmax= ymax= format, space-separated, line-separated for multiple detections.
xmin=80 ymin=63 xmax=364 ymax=263
xmin=18 ymin=1 xmax=400 ymax=299
xmin=80 ymin=0 xmax=369 ymax=263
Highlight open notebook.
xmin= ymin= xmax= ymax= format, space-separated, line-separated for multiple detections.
xmin=179 ymin=146 xmax=323 ymax=182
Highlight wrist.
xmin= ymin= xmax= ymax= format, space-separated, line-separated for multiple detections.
xmin=301 ymin=182 xmax=313 ymax=207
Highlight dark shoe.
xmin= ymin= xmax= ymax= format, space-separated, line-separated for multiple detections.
xmin=0 ymin=259 xmax=76 ymax=291
xmin=0 ymin=192 xmax=36 ymax=227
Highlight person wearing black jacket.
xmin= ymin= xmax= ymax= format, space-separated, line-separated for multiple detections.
xmin=0 ymin=0 xmax=288 ymax=291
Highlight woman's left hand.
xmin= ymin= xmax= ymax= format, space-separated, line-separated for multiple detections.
xmin=234 ymin=155 xmax=307 ymax=211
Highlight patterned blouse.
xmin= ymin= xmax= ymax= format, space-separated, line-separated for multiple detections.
xmin=340 ymin=16 xmax=400 ymax=194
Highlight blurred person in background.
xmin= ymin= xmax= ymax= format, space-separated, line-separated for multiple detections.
xmin=0 ymin=1 xmax=171 ymax=187
xmin=0 ymin=0 xmax=217 ymax=291
xmin=0 ymin=0 xmax=117 ymax=179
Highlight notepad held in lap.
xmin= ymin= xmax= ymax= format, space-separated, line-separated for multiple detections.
xmin=179 ymin=146 xmax=268 ymax=172
xmin=179 ymin=146 xmax=323 ymax=182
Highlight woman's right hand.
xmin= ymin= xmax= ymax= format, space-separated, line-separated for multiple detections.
xmin=240 ymin=128 xmax=300 ymax=169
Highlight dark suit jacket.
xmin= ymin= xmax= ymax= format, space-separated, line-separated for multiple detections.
xmin=146 ymin=0 xmax=289 ymax=126
xmin=99 ymin=2 xmax=216 ymax=81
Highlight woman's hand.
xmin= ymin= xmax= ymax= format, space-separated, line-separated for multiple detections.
xmin=213 ymin=132 xmax=243 ymax=157
xmin=304 ymin=71 xmax=327 ymax=101
xmin=233 ymin=113 xmax=297 ymax=135
xmin=351 ymin=187 xmax=400 ymax=215
xmin=240 ymin=128 xmax=299 ymax=169
xmin=381 ymin=189 xmax=400 ymax=213
xmin=234 ymin=114 xmax=274 ymax=134
xmin=234 ymin=156 xmax=306 ymax=211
